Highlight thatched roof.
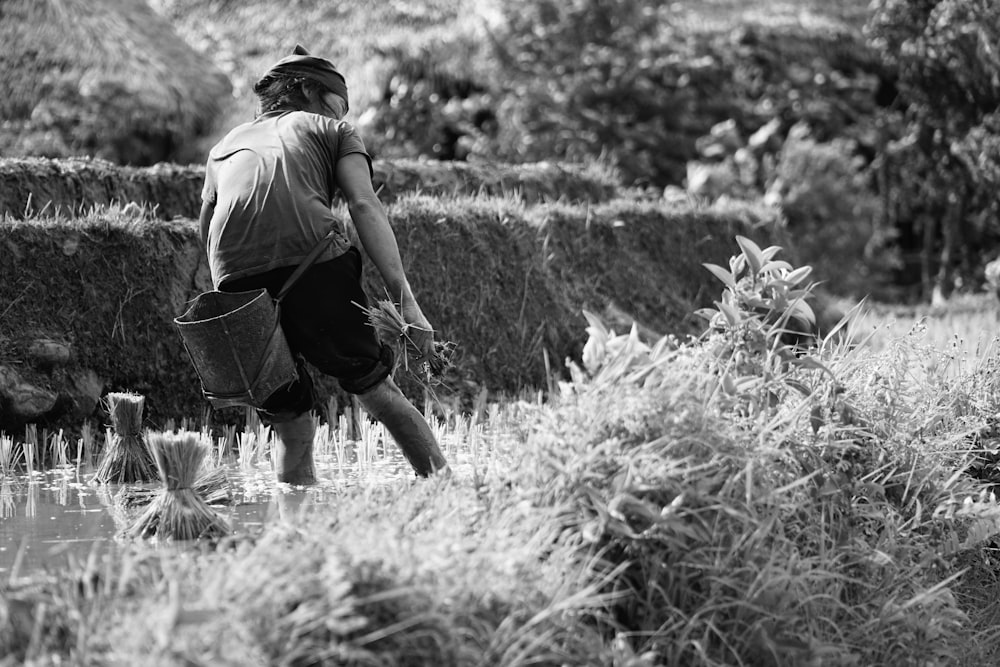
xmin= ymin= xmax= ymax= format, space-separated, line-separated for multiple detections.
xmin=0 ymin=0 xmax=232 ymax=165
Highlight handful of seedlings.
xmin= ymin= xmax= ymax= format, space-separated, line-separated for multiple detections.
xmin=94 ymin=392 xmax=156 ymax=484
xmin=126 ymin=431 xmax=229 ymax=541
xmin=357 ymin=299 xmax=456 ymax=379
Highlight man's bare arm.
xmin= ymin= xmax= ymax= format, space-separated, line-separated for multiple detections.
xmin=336 ymin=153 xmax=434 ymax=354
xmin=198 ymin=199 xmax=214 ymax=248
xmin=336 ymin=154 xmax=413 ymax=299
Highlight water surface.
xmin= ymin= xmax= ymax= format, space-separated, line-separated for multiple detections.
xmin=0 ymin=455 xmax=418 ymax=578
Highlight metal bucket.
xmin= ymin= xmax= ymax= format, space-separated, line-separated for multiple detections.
xmin=174 ymin=289 xmax=298 ymax=409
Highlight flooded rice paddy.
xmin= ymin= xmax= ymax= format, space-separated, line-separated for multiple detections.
xmin=0 ymin=409 xmax=517 ymax=579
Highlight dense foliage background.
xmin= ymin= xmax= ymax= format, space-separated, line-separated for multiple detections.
xmin=4 ymin=0 xmax=999 ymax=301
xmin=354 ymin=0 xmax=1000 ymax=302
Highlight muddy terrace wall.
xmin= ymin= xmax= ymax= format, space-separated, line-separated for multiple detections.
xmin=0 ymin=157 xmax=781 ymax=433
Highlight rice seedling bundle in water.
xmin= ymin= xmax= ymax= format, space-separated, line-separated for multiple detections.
xmin=94 ymin=392 xmax=155 ymax=484
xmin=357 ymin=299 xmax=457 ymax=379
xmin=113 ymin=459 xmax=232 ymax=510
xmin=126 ymin=431 xmax=229 ymax=541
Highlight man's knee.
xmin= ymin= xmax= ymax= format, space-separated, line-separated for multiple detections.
xmin=257 ymin=365 xmax=315 ymax=423
xmin=338 ymin=344 xmax=394 ymax=394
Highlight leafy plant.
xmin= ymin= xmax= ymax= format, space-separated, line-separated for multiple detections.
xmin=695 ymin=235 xmax=841 ymax=421
xmin=529 ymin=296 xmax=994 ymax=665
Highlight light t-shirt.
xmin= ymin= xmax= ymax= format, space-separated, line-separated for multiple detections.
xmin=201 ymin=110 xmax=373 ymax=287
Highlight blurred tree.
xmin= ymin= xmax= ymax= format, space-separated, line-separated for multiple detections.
xmin=764 ymin=123 xmax=888 ymax=299
xmin=359 ymin=41 xmax=496 ymax=161
xmin=488 ymin=0 xmax=713 ymax=187
xmin=487 ymin=0 xmax=883 ymax=190
xmin=866 ymin=0 xmax=1000 ymax=300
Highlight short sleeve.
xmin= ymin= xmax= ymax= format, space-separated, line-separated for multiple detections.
xmin=336 ymin=122 xmax=374 ymax=178
xmin=201 ymin=158 xmax=218 ymax=205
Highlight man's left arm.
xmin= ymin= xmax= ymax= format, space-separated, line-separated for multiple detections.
xmin=198 ymin=199 xmax=214 ymax=248
xmin=336 ymin=153 xmax=434 ymax=358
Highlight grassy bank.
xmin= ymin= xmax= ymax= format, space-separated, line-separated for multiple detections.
xmin=4 ymin=242 xmax=1000 ymax=665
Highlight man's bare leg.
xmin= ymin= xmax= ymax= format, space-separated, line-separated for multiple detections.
xmin=271 ymin=412 xmax=317 ymax=484
xmin=357 ymin=377 xmax=448 ymax=476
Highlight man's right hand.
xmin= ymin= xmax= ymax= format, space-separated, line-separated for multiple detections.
xmin=401 ymin=298 xmax=434 ymax=362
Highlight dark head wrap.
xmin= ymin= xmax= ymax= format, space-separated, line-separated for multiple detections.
xmin=261 ymin=44 xmax=349 ymax=111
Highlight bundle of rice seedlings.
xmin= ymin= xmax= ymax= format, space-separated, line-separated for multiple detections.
xmin=113 ymin=461 xmax=233 ymax=510
xmin=356 ymin=299 xmax=457 ymax=379
xmin=125 ymin=431 xmax=229 ymax=541
xmin=93 ymin=392 xmax=155 ymax=484
xmin=192 ymin=465 xmax=232 ymax=506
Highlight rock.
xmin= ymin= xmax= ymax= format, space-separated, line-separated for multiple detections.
xmin=5 ymin=382 xmax=58 ymax=421
xmin=27 ymin=338 xmax=72 ymax=371
xmin=0 ymin=365 xmax=19 ymax=392
xmin=66 ymin=369 xmax=104 ymax=418
xmin=0 ymin=365 xmax=61 ymax=425
xmin=62 ymin=231 xmax=81 ymax=256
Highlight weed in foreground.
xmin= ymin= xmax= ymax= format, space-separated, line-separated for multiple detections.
xmin=512 ymin=237 xmax=1000 ymax=665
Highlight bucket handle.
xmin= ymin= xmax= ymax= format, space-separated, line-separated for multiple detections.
xmin=275 ymin=223 xmax=341 ymax=304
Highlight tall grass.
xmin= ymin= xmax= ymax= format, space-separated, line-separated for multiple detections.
xmin=859 ymin=293 xmax=1000 ymax=372
xmin=4 ymin=250 xmax=1000 ymax=663
xmin=518 ymin=346 xmax=993 ymax=664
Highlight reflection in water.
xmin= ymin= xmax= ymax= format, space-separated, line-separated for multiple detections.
xmin=1 ymin=479 xmax=15 ymax=519
xmin=0 ymin=457 xmax=414 ymax=577
xmin=57 ymin=472 xmax=69 ymax=506
xmin=0 ymin=414 xmax=513 ymax=578
xmin=26 ymin=480 xmax=37 ymax=519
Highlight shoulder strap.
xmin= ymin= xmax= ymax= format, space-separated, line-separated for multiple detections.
xmin=276 ymin=224 xmax=341 ymax=303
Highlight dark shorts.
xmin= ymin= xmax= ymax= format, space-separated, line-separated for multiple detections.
xmin=220 ymin=246 xmax=393 ymax=422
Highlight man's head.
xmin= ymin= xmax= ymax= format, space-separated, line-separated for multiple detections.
xmin=253 ymin=45 xmax=349 ymax=118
